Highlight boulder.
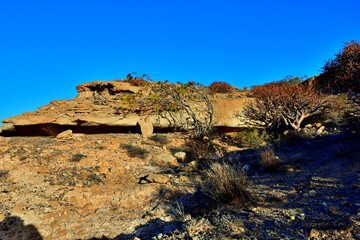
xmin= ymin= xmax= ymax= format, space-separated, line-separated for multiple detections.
xmin=138 ymin=118 xmax=153 ymax=137
xmin=174 ymin=151 xmax=187 ymax=162
xmin=56 ymin=130 xmax=73 ymax=140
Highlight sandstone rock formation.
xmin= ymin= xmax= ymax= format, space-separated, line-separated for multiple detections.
xmin=1 ymin=80 xmax=250 ymax=136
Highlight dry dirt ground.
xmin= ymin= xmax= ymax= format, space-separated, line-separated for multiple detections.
xmin=0 ymin=131 xmax=360 ymax=240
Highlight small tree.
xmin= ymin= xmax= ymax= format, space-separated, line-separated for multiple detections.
xmin=243 ymin=80 xmax=330 ymax=131
xmin=146 ymin=81 xmax=214 ymax=139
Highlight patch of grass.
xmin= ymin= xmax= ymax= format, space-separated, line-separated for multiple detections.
xmin=259 ymin=147 xmax=280 ymax=172
xmin=200 ymin=162 xmax=252 ymax=205
xmin=121 ymin=144 xmax=149 ymax=159
xmin=170 ymin=201 xmax=187 ymax=222
xmin=149 ymin=134 xmax=169 ymax=145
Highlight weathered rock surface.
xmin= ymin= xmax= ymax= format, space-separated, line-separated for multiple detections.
xmin=1 ymin=80 xmax=250 ymax=136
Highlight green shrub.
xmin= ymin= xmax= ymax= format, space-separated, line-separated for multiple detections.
xmin=208 ymin=81 xmax=234 ymax=94
xmin=200 ymin=162 xmax=253 ymax=205
xmin=234 ymin=128 xmax=271 ymax=148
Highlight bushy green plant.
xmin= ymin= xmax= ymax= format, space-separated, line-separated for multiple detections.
xmin=234 ymin=128 xmax=271 ymax=148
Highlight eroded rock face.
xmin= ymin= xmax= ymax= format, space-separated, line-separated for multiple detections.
xmin=1 ymin=80 xmax=250 ymax=136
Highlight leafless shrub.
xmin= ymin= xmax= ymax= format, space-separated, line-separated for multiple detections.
xmin=241 ymin=79 xmax=330 ymax=131
xmin=200 ymin=162 xmax=252 ymax=205
xmin=259 ymin=147 xmax=280 ymax=171
xmin=146 ymin=81 xmax=214 ymax=139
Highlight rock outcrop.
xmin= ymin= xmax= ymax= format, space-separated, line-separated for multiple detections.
xmin=1 ymin=80 xmax=250 ymax=136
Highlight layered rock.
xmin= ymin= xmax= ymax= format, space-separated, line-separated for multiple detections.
xmin=1 ymin=80 xmax=250 ymax=136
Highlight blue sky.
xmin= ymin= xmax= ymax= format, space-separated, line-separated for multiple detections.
xmin=1 ymin=0 xmax=359 ymax=124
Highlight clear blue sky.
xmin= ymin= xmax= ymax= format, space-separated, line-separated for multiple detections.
xmin=1 ymin=0 xmax=359 ymax=124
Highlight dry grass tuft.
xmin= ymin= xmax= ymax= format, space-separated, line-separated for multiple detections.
xmin=259 ymin=147 xmax=280 ymax=171
xmin=200 ymin=162 xmax=252 ymax=205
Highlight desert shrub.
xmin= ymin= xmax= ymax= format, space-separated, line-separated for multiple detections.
xmin=322 ymin=94 xmax=348 ymax=126
xmin=208 ymin=81 xmax=234 ymax=94
xmin=121 ymin=144 xmax=149 ymax=159
xmin=200 ymin=162 xmax=252 ymax=205
xmin=169 ymin=201 xmax=187 ymax=222
xmin=259 ymin=147 xmax=279 ymax=171
xmin=319 ymin=40 xmax=360 ymax=93
xmin=242 ymin=79 xmax=330 ymax=131
xmin=234 ymin=128 xmax=271 ymax=148
xmin=146 ymin=81 xmax=214 ymax=139
xmin=124 ymin=72 xmax=151 ymax=86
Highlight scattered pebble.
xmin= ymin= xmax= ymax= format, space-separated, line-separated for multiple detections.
xmin=308 ymin=190 xmax=317 ymax=197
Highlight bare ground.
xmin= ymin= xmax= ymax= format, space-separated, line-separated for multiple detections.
xmin=0 ymin=131 xmax=359 ymax=240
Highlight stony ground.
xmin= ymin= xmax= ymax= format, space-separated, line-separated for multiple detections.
xmin=0 ymin=131 xmax=359 ymax=240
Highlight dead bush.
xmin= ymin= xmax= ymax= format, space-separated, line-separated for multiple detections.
xmin=259 ymin=147 xmax=280 ymax=171
xmin=200 ymin=162 xmax=252 ymax=205
xmin=208 ymin=81 xmax=234 ymax=94
xmin=242 ymin=79 xmax=330 ymax=131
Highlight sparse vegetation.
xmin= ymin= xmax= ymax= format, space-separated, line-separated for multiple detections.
xmin=319 ymin=40 xmax=360 ymax=93
xmin=208 ymin=81 xmax=234 ymax=94
xmin=200 ymin=162 xmax=252 ymax=205
xmin=149 ymin=134 xmax=169 ymax=145
xmin=146 ymin=81 xmax=214 ymax=139
xmin=259 ymin=147 xmax=280 ymax=171
xmin=234 ymin=128 xmax=271 ymax=148
xmin=121 ymin=144 xmax=149 ymax=159
xmin=170 ymin=201 xmax=187 ymax=222
xmin=243 ymin=78 xmax=330 ymax=131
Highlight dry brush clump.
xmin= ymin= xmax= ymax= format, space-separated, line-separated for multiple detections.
xmin=146 ymin=81 xmax=214 ymax=139
xmin=200 ymin=162 xmax=253 ymax=205
xmin=319 ymin=40 xmax=360 ymax=93
xmin=259 ymin=147 xmax=280 ymax=172
xmin=242 ymin=79 xmax=330 ymax=131
xmin=208 ymin=81 xmax=234 ymax=94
